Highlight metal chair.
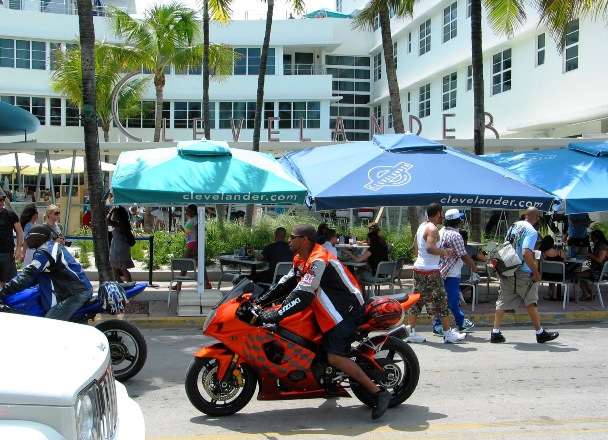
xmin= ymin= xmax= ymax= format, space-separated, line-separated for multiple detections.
xmin=460 ymin=265 xmax=478 ymax=311
xmin=589 ymin=261 xmax=607 ymax=308
xmin=359 ymin=261 xmax=397 ymax=298
xmin=168 ymin=258 xmax=197 ymax=307
xmin=217 ymin=259 xmax=242 ymax=289
xmin=392 ymin=257 xmax=404 ymax=289
xmin=539 ymin=260 xmax=570 ymax=310
xmin=259 ymin=261 xmax=293 ymax=289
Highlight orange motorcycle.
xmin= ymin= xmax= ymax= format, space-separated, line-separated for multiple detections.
xmin=185 ymin=280 xmax=421 ymax=417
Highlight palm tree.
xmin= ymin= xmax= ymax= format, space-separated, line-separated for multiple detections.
xmin=252 ymin=0 xmax=304 ymax=153
xmin=75 ymin=0 xmax=113 ymax=281
xmin=353 ymin=0 xmax=420 ymax=237
xmin=107 ymin=2 xmax=235 ymax=142
xmin=50 ymin=41 xmax=149 ymax=142
xmin=201 ymin=0 xmax=232 ymax=140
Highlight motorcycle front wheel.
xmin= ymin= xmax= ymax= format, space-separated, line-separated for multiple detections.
xmin=350 ymin=336 xmax=420 ymax=408
xmin=185 ymin=357 xmax=257 ymax=417
xmin=95 ymin=320 xmax=147 ymax=381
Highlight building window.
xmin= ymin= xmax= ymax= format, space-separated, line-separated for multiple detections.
xmin=418 ymin=84 xmax=430 ymax=118
xmin=279 ymin=101 xmax=320 ymax=129
xmin=1 ymin=95 xmax=45 ymax=124
xmin=336 ymin=0 xmax=342 ymax=13
xmin=66 ymin=101 xmax=81 ymax=127
xmin=124 ymin=101 xmax=167 ymax=128
xmin=374 ymin=105 xmax=381 ymax=121
xmin=50 ymin=98 xmax=62 ymax=126
xmin=564 ymin=19 xmax=579 ymax=72
xmin=443 ymin=2 xmax=457 ymax=43
xmin=536 ymin=33 xmax=546 ymax=66
xmin=492 ymin=48 xmax=512 ymax=95
xmin=442 ymin=72 xmax=457 ymax=110
xmin=407 ymin=32 xmax=412 ymax=53
xmin=393 ymin=42 xmax=398 ymax=70
xmin=373 ymin=14 xmax=380 ymax=31
xmin=406 ymin=91 xmax=411 ymax=113
xmin=0 ymin=38 xmax=45 ymax=69
xmin=466 ymin=65 xmax=473 ymax=91
xmin=234 ymin=48 xmax=275 ymax=75
xmin=387 ymin=105 xmax=393 ymax=129
xmin=373 ymin=52 xmax=382 ymax=82
xmin=218 ymin=101 xmax=275 ymax=129
xmin=419 ymin=19 xmax=431 ymax=56
xmin=467 ymin=0 xmax=472 ymax=18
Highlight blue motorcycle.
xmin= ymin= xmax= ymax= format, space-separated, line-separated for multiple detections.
xmin=1 ymin=282 xmax=148 ymax=381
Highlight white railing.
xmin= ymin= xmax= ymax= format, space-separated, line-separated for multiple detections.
xmin=5 ymin=0 xmax=120 ymax=16
xmin=283 ymin=64 xmax=326 ymax=76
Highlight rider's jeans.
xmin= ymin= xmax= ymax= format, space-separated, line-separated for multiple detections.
xmin=45 ymin=289 xmax=92 ymax=321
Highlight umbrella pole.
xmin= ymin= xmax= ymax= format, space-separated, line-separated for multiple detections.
xmin=65 ymin=151 xmax=77 ymax=233
xmin=197 ymin=206 xmax=206 ymax=295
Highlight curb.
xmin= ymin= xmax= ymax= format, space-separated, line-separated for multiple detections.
xmin=102 ymin=309 xmax=608 ymax=329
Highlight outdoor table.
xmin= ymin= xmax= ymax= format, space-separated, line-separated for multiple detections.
xmin=564 ymin=256 xmax=588 ymax=302
xmin=218 ymin=254 xmax=267 ymax=276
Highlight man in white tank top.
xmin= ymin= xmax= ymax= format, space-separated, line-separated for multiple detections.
xmin=405 ymin=203 xmax=466 ymax=344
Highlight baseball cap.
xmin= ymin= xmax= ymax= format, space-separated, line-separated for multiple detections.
xmin=445 ymin=209 xmax=465 ymax=220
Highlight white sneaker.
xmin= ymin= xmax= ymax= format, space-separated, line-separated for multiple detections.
xmin=405 ymin=332 xmax=426 ymax=343
xmin=443 ymin=329 xmax=467 ymax=344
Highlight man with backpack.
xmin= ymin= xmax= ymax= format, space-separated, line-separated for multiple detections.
xmin=490 ymin=207 xmax=559 ymax=344
xmin=0 ymin=224 xmax=92 ymax=321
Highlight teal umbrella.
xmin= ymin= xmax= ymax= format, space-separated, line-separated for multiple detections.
xmin=112 ymin=140 xmax=307 ymax=206
xmin=112 ymin=140 xmax=307 ymax=296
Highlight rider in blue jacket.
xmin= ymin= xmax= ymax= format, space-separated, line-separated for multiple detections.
xmin=0 ymin=224 xmax=92 ymax=320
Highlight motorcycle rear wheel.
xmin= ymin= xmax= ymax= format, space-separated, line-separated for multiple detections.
xmin=95 ymin=320 xmax=147 ymax=381
xmin=185 ymin=357 xmax=257 ymax=417
xmin=350 ymin=336 xmax=420 ymax=408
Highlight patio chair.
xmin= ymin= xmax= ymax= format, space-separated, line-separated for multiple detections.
xmin=589 ymin=261 xmax=607 ymax=308
xmin=217 ymin=258 xmax=242 ymax=289
xmin=259 ymin=262 xmax=293 ymax=289
xmin=539 ymin=260 xmax=570 ymax=310
xmin=359 ymin=261 xmax=397 ymax=298
xmin=392 ymin=258 xmax=404 ymax=289
xmin=168 ymin=258 xmax=197 ymax=308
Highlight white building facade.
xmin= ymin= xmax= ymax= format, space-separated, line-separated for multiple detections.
xmin=1 ymin=0 xmax=607 ymax=152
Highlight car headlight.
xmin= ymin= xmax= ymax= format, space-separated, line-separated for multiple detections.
xmin=76 ymin=382 xmax=99 ymax=440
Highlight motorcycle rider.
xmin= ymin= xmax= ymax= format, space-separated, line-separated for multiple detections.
xmin=255 ymin=224 xmax=392 ymax=420
xmin=0 ymin=224 xmax=92 ymax=320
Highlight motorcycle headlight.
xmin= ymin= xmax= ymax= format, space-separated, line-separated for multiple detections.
xmin=202 ymin=308 xmax=217 ymax=333
xmin=76 ymin=382 xmax=99 ymax=440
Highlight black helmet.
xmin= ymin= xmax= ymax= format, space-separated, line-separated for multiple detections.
xmin=25 ymin=225 xmax=51 ymax=249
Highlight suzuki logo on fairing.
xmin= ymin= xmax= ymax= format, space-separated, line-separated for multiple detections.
xmin=364 ymin=162 xmax=413 ymax=191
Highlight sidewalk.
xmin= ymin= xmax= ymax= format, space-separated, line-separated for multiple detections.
xmin=89 ymin=268 xmax=608 ymax=329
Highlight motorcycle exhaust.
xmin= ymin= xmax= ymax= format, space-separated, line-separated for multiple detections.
xmin=388 ymin=324 xmax=408 ymax=339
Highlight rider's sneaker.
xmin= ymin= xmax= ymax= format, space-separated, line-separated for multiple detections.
xmin=432 ymin=324 xmax=444 ymax=337
xmin=536 ymin=329 xmax=559 ymax=343
xmin=458 ymin=319 xmax=475 ymax=332
xmin=371 ymin=389 xmax=391 ymax=420
xmin=443 ymin=329 xmax=466 ymax=344
xmin=405 ymin=331 xmax=426 ymax=343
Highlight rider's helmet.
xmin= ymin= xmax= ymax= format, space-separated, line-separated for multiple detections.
xmin=359 ymin=297 xmax=404 ymax=332
xmin=25 ymin=225 xmax=51 ymax=249
xmin=98 ymin=282 xmax=128 ymax=315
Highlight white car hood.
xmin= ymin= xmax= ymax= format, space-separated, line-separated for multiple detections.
xmin=0 ymin=314 xmax=109 ymax=406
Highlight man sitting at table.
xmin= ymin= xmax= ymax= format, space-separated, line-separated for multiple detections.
xmin=241 ymin=227 xmax=293 ymax=284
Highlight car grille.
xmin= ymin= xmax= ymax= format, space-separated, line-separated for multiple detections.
xmin=97 ymin=366 xmax=118 ymax=439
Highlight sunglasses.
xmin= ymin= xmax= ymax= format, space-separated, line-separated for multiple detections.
xmin=289 ymin=234 xmax=304 ymax=240
xmin=0 ymin=197 xmax=6 ymax=202
xmin=52 ymin=211 xmax=60 ymax=215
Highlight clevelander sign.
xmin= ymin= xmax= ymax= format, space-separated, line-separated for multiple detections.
xmin=183 ymin=192 xmax=300 ymax=203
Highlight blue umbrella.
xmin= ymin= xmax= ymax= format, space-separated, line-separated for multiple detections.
xmin=483 ymin=141 xmax=608 ymax=214
xmin=279 ymin=134 xmax=557 ymax=211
